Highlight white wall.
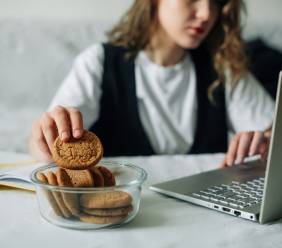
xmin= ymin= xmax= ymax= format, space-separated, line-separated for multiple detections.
xmin=0 ymin=0 xmax=282 ymax=23
xmin=244 ymin=0 xmax=282 ymax=23
xmin=245 ymin=0 xmax=282 ymax=24
xmin=0 ymin=0 xmax=133 ymax=21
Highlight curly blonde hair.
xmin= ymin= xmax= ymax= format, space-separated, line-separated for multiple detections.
xmin=107 ymin=0 xmax=248 ymax=98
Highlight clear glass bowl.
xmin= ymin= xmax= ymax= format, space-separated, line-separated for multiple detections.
xmin=30 ymin=160 xmax=147 ymax=230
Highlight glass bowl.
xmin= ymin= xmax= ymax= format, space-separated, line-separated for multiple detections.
xmin=30 ymin=160 xmax=147 ymax=230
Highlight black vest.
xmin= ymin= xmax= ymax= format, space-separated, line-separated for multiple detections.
xmin=90 ymin=44 xmax=228 ymax=156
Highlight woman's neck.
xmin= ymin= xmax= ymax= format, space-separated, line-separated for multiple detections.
xmin=145 ymin=29 xmax=186 ymax=67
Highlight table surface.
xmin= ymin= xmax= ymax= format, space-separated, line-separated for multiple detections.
xmin=0 ymin=151 xmax=282 ymax=248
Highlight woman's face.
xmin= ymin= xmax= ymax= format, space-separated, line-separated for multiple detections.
xmin=156 ymin=0 xmax=220 ymax=49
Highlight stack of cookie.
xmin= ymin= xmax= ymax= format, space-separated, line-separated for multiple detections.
xmin=36 ymin=131 xmax=133 ymax=225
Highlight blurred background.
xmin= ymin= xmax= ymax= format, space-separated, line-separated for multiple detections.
xmin=0 ymin=0 xmax=282 ymax=153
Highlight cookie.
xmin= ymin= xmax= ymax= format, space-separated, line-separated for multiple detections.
xmin=52 ymin=131 xmax=103 ymax=170
xmin=97 ymin=166 xmax=116 ymax=186
xmin=89 ymin=167 xmax=104 ymax=187
xmin=80 ymin=191 xmax=132 ymax=209
xmin=79 ymin=213 xmax=128 ymax=225
xmin=56 ymin=168 xmax=80 ymax=216
xmin=36 ymin=172 xmax=63 ymax=217
xmin=83 ymin=205 xmax=133 ymax=217
xmin=46 ymin=171 xmax=72 ymax=218
xmin=36 ymin=172 xmax=48 ymax=184
xmin=65 ymin=169 xmax=94 ymax=187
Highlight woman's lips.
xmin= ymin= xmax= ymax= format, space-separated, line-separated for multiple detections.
xmin=189 ymin=27 xmax=205 ymax=35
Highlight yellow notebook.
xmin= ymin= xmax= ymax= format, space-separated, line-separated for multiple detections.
xmin=0 ymin=160 xmax=43 ymax=192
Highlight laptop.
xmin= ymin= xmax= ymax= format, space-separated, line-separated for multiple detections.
xmin=150 ymin=71 xmax=282 ymax=224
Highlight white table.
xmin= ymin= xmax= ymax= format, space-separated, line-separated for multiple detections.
xmin=0 ymin=151 xmax=282 ymax=248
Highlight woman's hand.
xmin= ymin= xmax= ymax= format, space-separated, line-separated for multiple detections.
xmin=28 ymin=106 xmax=84 ymax=163
xmin=220 ymin=130 xmax=271 ymax=168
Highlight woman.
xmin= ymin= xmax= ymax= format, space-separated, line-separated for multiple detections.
xmin=28 ymin=0 xmax=274 ymax=166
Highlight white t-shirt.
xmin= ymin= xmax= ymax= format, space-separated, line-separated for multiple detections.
xmin=49 ymin=43 xmax=275 ymax=154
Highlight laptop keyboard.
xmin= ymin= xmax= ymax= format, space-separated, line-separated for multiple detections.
xmin=192 ymin=177 xmax=265 ymax=209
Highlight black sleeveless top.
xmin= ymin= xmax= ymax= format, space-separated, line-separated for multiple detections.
xmin=90 ymin=44 xmax=228 ymax=156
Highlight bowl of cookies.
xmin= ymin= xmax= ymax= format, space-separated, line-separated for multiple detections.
xmin=30 ymin=131 xmax=147 ymax=229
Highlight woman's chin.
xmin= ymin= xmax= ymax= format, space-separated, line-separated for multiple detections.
xmin=177 ymin=36 xmax=204 ymax=50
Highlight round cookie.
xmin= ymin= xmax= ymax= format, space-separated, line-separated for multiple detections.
xmin=83 ymin=205 xmax=133 ymax=217
xmin=79 ymin=213 xmax=128 ymax=225
xmin=36 ymin=172 xmax=48 ymax=184
xmin=36 ymin=172 xmax=63 ymax=217
xmin=65 ymin=169 xmax=94 ymax=187
xmin=56 ymin=168 xmax=80 ymax=216
xmin=97 ymin=166 xmax=116 ymax=186
xmin=52 ymin=131 xmax=103 ymax=170
xmin=89 ymin=167 xmax=104 ymax=187
xmin=46 ymin=171 xmax=72 ymax=218
xmin=80 ymin=191 xmax=132 ymax=209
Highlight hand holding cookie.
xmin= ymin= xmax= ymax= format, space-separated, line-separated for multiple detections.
xmin=35 ymin=130 xmax=135 ymax=225
xmin=52 ymin=131 xmax=103 ymax=170
xmin=29 ymin=105 xmax=85 ymax=163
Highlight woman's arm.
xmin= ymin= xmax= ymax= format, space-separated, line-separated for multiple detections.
xmin=222 ymin=72 xmax=275 ymax=167
xmin=28 ymin=44 xmax=105 ymax=162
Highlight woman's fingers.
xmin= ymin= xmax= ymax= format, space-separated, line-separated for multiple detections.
xmin=248 ymin=131 xmax=264 ymax=156
xmin=247 ymin=131 xmax=269 ymax=162
xmin=220 ymin=156 xmax=228 ymax=168
xmin=235 ymin=132 xmax=254 ymax=164
xmin=30 ymin=106 xmax=84 ymax=162
xmin=222 ymin=130 xmax=271 ymax=168
xmin=40 ymin=112 xmax=58 ymax=152
xmin=32 ymin=120 xmax=52 ymax=156
xmin=49 ymin=106 xmax=84 ymax=140
xmin=259 ymin=138 xmax=270 ymax=162
xmin=49 ymin=106 xmax=71 ymax=141
xmin=225 ymin=131 xmax=254 ymax=166
xmin=225 ymin=133 xmax=240 ymax=166
xmin=67 ymin=107 xmax=84 ymax=138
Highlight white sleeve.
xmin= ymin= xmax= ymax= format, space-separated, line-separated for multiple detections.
xmin=48 ymin=43 xmax=104 ymax=129
xmin=225 ymin=73 xmax=275 ymax=134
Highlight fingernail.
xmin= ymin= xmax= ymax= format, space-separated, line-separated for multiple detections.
xmin=61 ymin=131 xmax=69 ymax=140
xmin=249 ymin=151 xmax=255 ymax=156
xmin=235 ymin=157 xmax=243 ymax=165
xmin=73 ymin=129 xmax=83 ymax=138
xmin=226 ymin=159 xmax=232 ymax=167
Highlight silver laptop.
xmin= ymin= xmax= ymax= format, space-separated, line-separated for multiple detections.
xmin=150 ymin=71 xmax=282 ymax=224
